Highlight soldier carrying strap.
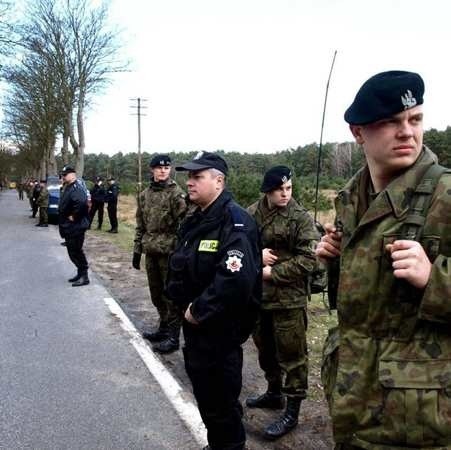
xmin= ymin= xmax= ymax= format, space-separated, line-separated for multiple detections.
xmin=399 ymin=163 xmax=450 ymax=241
xmin=397 ymin=163 xmax=450 ymax=305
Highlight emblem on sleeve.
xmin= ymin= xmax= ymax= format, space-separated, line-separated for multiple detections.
xmin=225 ymin=255 xmax=243 ymax=272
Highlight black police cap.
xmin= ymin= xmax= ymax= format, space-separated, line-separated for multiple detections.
xmin=175 ymin=151 xmax=228 ymax=176
xmin=344 ymin=70 xmax=424 ymax=125
xmin=261 ymin=166 xmax=292 ymax=193
xmin=150 ymin=154 xmax=172 ymax=167
xmin=60 ymin=165 xmax=76 ymax=175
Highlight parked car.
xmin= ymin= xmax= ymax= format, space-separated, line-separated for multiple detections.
xmin=47 ymin=176 xmax=61 ymax=223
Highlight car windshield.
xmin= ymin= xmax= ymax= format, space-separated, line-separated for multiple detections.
xmin=47 ymin=176 xmax=61 ymax=191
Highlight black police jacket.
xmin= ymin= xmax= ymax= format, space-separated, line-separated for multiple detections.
xmin=58 ymin=180 xmax=90 ymax=238
xmin=105 ymin=183 xmax=119 ymax=204
xmin=166 ymin=190 xmax=262 ymax=342
xmin=90 ymin=184 xmax=106 ymax=203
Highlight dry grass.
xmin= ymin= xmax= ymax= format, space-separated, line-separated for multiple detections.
xmin=118 ymin=194 xmax=137 ymax=226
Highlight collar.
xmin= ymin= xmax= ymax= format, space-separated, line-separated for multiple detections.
xmin=260 ymin=195 xmax=293 ymax=218
xmin=338 ymin=146 xmax=438 ymax=243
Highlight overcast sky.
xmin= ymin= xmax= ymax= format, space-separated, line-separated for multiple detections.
xmin=83 ymin=0 xmax=451 ymax=156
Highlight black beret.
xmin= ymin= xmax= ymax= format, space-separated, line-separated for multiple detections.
xmin=150 ymin=154 xmax=172 ymax=167
xmin=60 ymin=165 xmax=76 ymax=175
xmin=175 ymin=151 xmax=228 ymax=176
xmin=261 ymin=166 xmax=292 ymax=193
xmin=344 ymin=70 xmax=424 ymax=125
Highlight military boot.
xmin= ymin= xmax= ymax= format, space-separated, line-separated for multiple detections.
xmin=142 ymin=322 xmax=169 ymax=342
xmin=152 ymin=325 xmax=180 ymax=354
xmin=246 ymin=382 xmax=284 ymax=409
xmin=68 ymin=272 xmax=81 ymax=283
xmin=72 ymin=272 xmax=90 ymax=287
xmin=263 ymin=397 xmax=301 ymax=440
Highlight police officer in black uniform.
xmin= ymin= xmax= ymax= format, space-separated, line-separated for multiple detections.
xmin=89 ymin=176 xmax=106 ymax=229
xmin=166 ymin=152 xmax=262 ymax=450
xmin=59 ymin=165 xmax=90 ymax=287
xmin=105 ymin=176 xmax=120 ymax=233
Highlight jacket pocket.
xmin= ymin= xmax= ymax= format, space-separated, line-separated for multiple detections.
xmin=378 ymin=358 xmax=451 ymax=446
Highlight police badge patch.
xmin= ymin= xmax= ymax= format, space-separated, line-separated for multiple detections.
xmin=225 ymin=255 xmax=243 ymax=272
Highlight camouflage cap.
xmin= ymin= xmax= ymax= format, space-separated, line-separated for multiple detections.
xmin=344 ymin=70 xmax=424 ymax=125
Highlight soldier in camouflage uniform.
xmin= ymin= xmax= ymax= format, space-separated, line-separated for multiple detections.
xmin=317 ymin=71 xmax=451 ymax=449
xmin=246 ymin=166 xmax=320 ymax=440
xmin=35 ymin=179 xmax=49 ymax=227
xmin=133 ymin=154 xmax=187 ymax=354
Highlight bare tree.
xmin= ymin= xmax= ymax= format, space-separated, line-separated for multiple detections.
xmin=2 ymin=0 xmax=126 ymax=176
xmin=62 ymin=0 xmax=126 ymax=175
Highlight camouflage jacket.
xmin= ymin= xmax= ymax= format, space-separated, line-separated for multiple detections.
xmin=133 ymin=179 xmax=187 ymax=255
xmin=328 ymin=147 xmax=451 ymax=448
xmin=36 ymin=186 xmax=49 ymax=207
xmin=248 ymin=197 xmax=319 ymax=309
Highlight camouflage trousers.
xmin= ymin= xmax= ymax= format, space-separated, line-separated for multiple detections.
xmin=145 ymin=253 xmax=182 ymax=329
xmin=334 ymin=445 xmax=363 ymax=450
xmin=39 ymin=206 xmax=48 ymax=224
xmin=252 ymin=307 xmax=308 ymax=398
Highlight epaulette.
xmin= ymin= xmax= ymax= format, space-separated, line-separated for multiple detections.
xmin=227 ymin=203 xmax=246 ymax=232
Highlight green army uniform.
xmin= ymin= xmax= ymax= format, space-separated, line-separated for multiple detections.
xmin=322 ymin=147 xmax=451 ymax=449
xmin=248 ymin=196 xmax=319 ymax=399
xmin=36 ymin=185 xmax=49 ymax=225
xmin=134 ymin=179 xmax=187 ymax=340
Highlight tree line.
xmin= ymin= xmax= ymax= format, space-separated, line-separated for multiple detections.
xmin=67 ymin=127 xmax=451 ymax=210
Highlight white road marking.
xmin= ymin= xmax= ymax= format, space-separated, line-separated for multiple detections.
xmin=103 ymin=297 xmax=207 ymax=447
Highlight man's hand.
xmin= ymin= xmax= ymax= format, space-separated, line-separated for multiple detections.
xmin=262 ymin=248 xmax=278 ymax=266
xmin=132 ymin=252 xmax=141 ymax=270
xmin=386 ymin=240 xmax=432 ymax=289
xmin=185 ymin=304 xmax=200 ymax=325
xmin=315 ymin=223 xmax=342 ymax=264
xmin=262 ymin=265 xmax=272 ymax=281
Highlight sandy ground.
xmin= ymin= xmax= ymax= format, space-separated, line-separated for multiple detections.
xmin=84 ymin=226 xmax=335 ymax=450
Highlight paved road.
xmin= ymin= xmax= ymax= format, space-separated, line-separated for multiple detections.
xmin=0 ymin=190 xmax=201 ymax=450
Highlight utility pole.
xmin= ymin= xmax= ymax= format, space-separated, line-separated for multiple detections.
xmin=130 ymin=97 xmax=148 ymax=190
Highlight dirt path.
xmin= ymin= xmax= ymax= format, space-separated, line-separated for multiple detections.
xmin=84 ymin=232 xmax=334 ymax=450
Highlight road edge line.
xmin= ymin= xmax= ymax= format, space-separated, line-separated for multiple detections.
xmin=103 ymin=296 xmax=207 ymax=447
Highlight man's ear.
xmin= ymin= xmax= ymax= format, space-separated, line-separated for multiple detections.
xmin=350 ymin=124 xmax=365 ymax=145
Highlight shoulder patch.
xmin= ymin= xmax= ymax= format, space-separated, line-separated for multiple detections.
xmin=225 ymin=254 xmax=243 ymax=272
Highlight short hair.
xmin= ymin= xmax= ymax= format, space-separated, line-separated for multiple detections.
xmin=208 ymin=168 xmax=226 ymax=180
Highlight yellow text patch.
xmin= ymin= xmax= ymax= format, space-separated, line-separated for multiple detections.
xmin=198 ymin=240 xmax=219 ymax=252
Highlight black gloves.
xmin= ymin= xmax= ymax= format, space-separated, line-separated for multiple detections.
xmin=132 ymin=252 xmax=141 ymax=270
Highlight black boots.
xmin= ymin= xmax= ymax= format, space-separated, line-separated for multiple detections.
xmin=142 ymin=322 xmax=169 ymax=342
xmin=263 ymin=397 xmax=301 ymax=440
xmin=246 ymin=391 xmax=285 ymax=409
xmin=68 ymin=272 xmax=81 ymax=283
xmin=72 ymin=273 xmax=90 ymax=287
xmin=152 ymin=325 xmax=180 ymax=354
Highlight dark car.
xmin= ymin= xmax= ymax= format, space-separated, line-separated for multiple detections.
xmin=47 ymin=175 xmax=61 ymax=223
